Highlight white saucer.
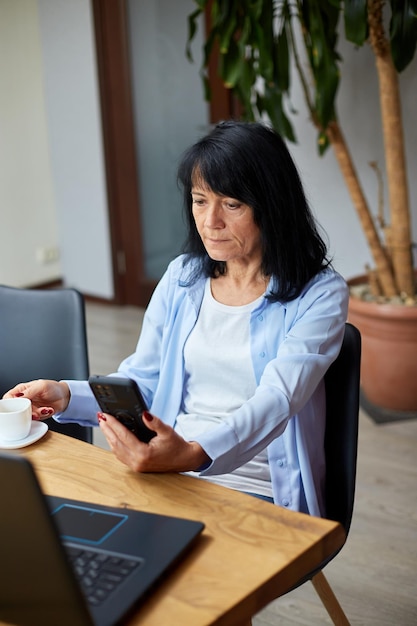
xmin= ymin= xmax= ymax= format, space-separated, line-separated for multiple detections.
xmin=0 ymin=421 xmax=48 ymax=449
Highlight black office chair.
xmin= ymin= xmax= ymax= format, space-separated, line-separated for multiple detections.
xmin=286 ymin=322 xmax=361 ymax=625
xmin=0 ymin=285 xmax=93 ymax=444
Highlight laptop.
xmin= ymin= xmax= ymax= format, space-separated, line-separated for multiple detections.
xmin=0 ymin=452 xmax=205 ymax=626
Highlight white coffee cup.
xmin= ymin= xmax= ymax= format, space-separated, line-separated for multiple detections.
xmin=0 ymin=397 xmax=32 ymax=441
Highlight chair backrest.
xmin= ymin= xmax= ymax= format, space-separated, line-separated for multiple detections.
xmin=324 ymin=322 xmax=361 ymax=535
xmin=286 ymin=322 xmax=362 ymax=593
xmin=0 ymin=285 xmax=92 ymax=443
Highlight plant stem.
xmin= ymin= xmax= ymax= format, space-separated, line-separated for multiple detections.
xmin=326 ymin=120 xmax=397 ymax=296
xmin=368 ymin=0 xmax=414 ymax=297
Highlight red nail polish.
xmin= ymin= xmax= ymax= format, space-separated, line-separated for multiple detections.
xmin=16 ymin=392 xmax=24 ymax=397
xmin=41 ymin=408 xmax=52 ymax=415
xmin=143 ymin=411 xmax=153 ymax=421
xmin=97 ymin=412 xmax=107 ymax=421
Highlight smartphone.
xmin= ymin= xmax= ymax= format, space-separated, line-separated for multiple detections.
xmin=88 ymin=376 xmax=156 ymax=443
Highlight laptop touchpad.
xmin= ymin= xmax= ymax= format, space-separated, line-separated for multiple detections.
xmin=52 ymin=504 xmax=128 ymax=545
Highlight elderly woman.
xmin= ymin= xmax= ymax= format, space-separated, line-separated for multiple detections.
xmin=5 ymin=121 xmax=348 ymax=517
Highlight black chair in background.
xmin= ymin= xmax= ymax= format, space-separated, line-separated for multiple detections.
xmin=0 ymin=285 xmax=93 ymax=444
xmin=286 ymin=322 xmax=361 ymax=625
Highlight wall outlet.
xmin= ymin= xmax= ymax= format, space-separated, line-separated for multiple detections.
xmin=36 ymin=246 xmax=60 ymax=264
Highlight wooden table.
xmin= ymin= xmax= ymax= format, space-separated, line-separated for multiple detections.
xmin=15 ymin=430 xmax=345 ymax=626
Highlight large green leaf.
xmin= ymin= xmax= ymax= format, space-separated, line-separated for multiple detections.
xmin=202 ymin=29 xmax=217 ymax=72
xmin=390 ymin=0 xmax=417 ymax=71
xmin=274 ymin=28 xmax=290 ymax=92
xmin=257 ymin=87 xmax=297 ymax=142
xmin=235 ymin=59 xmax=257 ymax=118
xmin=186 ymin=8 xmax=204 ymax=61
xmin=303 ymin=2 xmax=340 ymax=128
xmin=220 ymin=38 xmax=245 ymax=88
xmin=255 ymin=0 xmax=275 ymax=82
xmin=317 ymin=129 xmax=330 ymax=155
xmin=344 ymin=0 xmax=368 ymax=45
xmin=218 ymin=3 xmax=238 ymax=54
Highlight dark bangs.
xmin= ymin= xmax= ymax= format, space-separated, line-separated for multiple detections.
xmin=179 ymin=126 xmax=262 ymax=205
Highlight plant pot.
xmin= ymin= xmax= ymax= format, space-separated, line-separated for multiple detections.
xmin=348 ymin=276 xmax=417 ymax=420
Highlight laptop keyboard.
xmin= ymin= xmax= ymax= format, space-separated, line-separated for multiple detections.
xmin=65 ymin=543 xmax=144 ymax=606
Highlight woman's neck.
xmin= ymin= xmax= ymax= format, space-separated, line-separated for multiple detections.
xmin=210 ymin=264 xmax=269 ymax=305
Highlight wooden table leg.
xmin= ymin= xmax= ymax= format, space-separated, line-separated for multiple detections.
xmin=311 ymin=570 xmax=350 ymax=626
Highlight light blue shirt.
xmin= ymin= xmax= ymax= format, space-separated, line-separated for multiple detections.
xmin=58 ymin=255 xmax=349 ymax=517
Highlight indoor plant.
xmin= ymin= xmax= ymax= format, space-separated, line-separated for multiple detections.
xmin=187 ymin=0 xmax=417 ymax=416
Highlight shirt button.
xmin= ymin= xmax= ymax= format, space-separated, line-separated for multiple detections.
xmin=282 ymin=499 xmax=290 ymax=507
xmin=257 ymin=314 xmax=263 ymax=321
xmin=259 ymin=351 xmax=265 ymax=358
xmin=277 ymin=459 xmax=284 ymax=467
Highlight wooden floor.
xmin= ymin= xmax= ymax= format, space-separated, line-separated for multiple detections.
xmin=85 ymin=301 xmax=417 ymax=626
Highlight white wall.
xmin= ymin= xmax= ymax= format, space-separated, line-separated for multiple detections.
xmin=37 ymin=0 xmax=113 ymax=298
xmin=0 ymin=0 xmax=113 ymax=298
xmin=0 ymin=2 xmax=416 ymax=293
xmin=0 ymin=0 xmax=60 ymax=287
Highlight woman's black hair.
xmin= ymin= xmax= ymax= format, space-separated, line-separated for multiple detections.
xmin=177 ymin=120 xmax=331 ymax=301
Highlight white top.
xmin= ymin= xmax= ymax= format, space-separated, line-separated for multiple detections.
xmin=176 ymin=279 xmax=273 ymax=497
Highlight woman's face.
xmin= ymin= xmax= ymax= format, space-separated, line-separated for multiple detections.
xmin=191 ymin=183 xmax=262 ymax=266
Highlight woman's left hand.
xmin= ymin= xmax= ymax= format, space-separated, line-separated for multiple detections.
xmin=98 ymin=411 xmax=210 ymax=473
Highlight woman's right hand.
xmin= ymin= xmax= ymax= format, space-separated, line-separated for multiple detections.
xmin=3 ymin=380 xmax=70 ymax=420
